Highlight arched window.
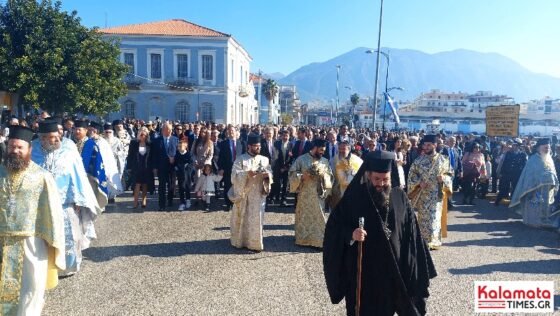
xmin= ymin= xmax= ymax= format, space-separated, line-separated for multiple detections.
xmin=175 ymin=101 xmax=190 ymax=122
xmin=200 ymin=102 xmax=214 ymax=122
xmin=124 ymin=100 xmax=136 ymax=118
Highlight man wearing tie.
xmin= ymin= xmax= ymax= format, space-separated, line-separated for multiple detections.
xmin=273 ymin=130 xmax=293 ymax=206
xmin=218 ymin=125 xmax=246 ymax=210
xmin=260 ymin=127 xmax=275 ymax=163
xmin=187 ymin=124 xmax=201 ymax=152
xmin=291 ymin=127 xmax=312 ymax=161
xmin=260 ymin=127 xmax=276 ymax=204
xmin=149 ymin=122 xmax=178 ymax=211
xmin=324 ymin=131 xmax=338 ymax=161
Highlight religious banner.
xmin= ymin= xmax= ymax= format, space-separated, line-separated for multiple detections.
xmin=485 ymin=105 xmax=520 ymax=137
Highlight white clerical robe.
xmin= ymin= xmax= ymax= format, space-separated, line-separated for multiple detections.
xmin=228 ymin=154 xmax=273 ymax=251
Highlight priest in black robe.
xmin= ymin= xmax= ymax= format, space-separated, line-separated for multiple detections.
xmin=323 ymin=150 xmax=437 ymax=316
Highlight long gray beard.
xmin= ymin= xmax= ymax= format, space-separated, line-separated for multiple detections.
xmin=41 ymin=140 xmax=61 ymax=152
xmin=4 ymin=154 xmax=30 ymax=172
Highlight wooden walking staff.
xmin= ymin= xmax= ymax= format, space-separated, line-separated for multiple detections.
xmin=355 ymin=217 xmax=364 ymax=316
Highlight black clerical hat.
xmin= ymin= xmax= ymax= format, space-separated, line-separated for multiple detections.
xmin=89 ymin=121 xmax=102 ymax=131
xmin=423 ymin=134 xmax=437 ymax=144
xmin=74 ymin=120 xmax=89 ymax=128
xmin=535 ymin=138 xmax=550 ymax=147
xmin=8 ymin=125 xmax=35 ymax=143
xmin=363 ymin=150 xmax=395 ymax=173
xmin=112 ymin=119 xmax=124 ymax=126
xmin=247 ymin=134 xmax=261 ymax=145
xmin=38 ymin=120 xmax=59 ymax=133
xmin=104 ymin=123 xmax=113 ymax=131
xmin=312 ymin=139 xmax=327 ymax=148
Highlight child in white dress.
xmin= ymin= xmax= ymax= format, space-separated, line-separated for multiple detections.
xmin=194 ymin=164 xmax=224 ymax=210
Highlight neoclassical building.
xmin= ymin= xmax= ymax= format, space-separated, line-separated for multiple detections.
xmin=100 ymin=19 xmax=257 ymax=124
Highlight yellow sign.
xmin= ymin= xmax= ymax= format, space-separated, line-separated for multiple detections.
xmin=485 ymin=105 xmax=520 ymax=137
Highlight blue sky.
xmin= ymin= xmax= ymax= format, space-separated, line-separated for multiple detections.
xmin=60 ymin=0 xmax=560 ymax=77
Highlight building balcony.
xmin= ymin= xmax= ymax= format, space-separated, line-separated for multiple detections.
xmin=238 ymin=84 xmax=254 ymax=98
xmin=166 ymin=77 xmax=197 ymax=91
xmin=124 ymin=74 xmax=143 ymax=90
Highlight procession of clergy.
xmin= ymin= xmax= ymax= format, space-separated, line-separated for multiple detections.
xmin=0 ymin=118 xmax=442 ymax=315
xmin=1 ymin=115 xmax=557 ymax=315
xmin=0 ymin=117 xmax=127 ymax=315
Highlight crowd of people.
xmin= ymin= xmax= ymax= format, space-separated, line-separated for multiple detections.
xmin=0 ymin=111 xmax=558 ymax=315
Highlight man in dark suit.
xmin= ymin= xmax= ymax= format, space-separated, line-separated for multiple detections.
xmin=187 ymin=124 xmax=201 ymax=152
xmin=217 ymin=125 xmax=246 ymax=209
xmin=260 ymin=127 xmax=275 ymax=163
xmin=323 ymin=131 xmax=338 ymax=161
xmin=441 ymin=136 xmax=462 ymax=209
xmin=291 ymin=127 xmax=312 ymax=160
xmin=211 ymin=130 xmax=221 ymax=171
xmin=272 ymin=130 xmax=293 ymax=206
xmin=149 ymin=122 xmax=178 ymax=211
xmin=260 ymin=127 xmax=277 ymax=204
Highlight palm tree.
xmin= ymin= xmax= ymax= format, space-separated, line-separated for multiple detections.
xmin=262 ymin=79 xmax=279 ymax=123
xmin=350 ymin=93 xmax=360 ymax=106
xmin=350 ymin=93 xmax=360 ymax=128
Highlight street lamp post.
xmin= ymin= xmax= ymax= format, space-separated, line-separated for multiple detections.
xmin=370 ymin=0 xmax=385 ymax=131
xmin=336 ymin=65 xmax=341 ymax=125
xmin=367 ymin=49 xmax=389 ymax=131
xmin=344 ymin=86 xmax=354 ymax=128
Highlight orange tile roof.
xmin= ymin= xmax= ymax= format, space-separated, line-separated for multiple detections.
xmin=98 ymin=19 xmax=230 ymax=37
xmin=249 ymin=73 xmax=265 ymax=83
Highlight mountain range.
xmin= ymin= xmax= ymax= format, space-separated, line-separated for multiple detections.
xmin=277 ymin=47 xmax=560 ymax=103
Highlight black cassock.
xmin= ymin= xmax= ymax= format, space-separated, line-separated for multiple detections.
xmin=323 ymin=183 xmax=437 ymax=316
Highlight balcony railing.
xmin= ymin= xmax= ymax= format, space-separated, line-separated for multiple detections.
xmin=238 ymin=85 xmax=250 ymax=97
xmin=124 ymin=74 xmax=143 ymax=90
xmin=166 ymin=77 xmax=197 ymax=91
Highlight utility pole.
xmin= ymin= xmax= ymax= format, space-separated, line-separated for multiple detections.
xmin=372 ymin=0 xmax=385 ymax=130
xmin=336 ymin=65 xmax=341 ymax=125
xmin=257 ymin=69 xmax=262 ymax=123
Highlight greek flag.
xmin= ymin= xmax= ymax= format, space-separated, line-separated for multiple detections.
xmin=384 ymin=92 xmax=400 ymax=124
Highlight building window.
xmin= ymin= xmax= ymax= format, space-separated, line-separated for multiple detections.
xmin=200 ymin=102 xmax=214 ymax=121
xmin=231 ymin=59 xmax=234 ymax=82
xmin=240 ymin=65 xmax=243 ymax=83
xmin=124 ymin=100 xmax=136 ymax=118
xmin=150 ymin=53 xmax=162 ymax=79
xmin=175 ymin=101 xmax=190 ymax=122
xmin=202 ymin=55 xmax=213 ymax=80
xmin=177 ymin=54 xmax=188 ymax=79
xmin=124 ymin=53 xmax=135 ymax=74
